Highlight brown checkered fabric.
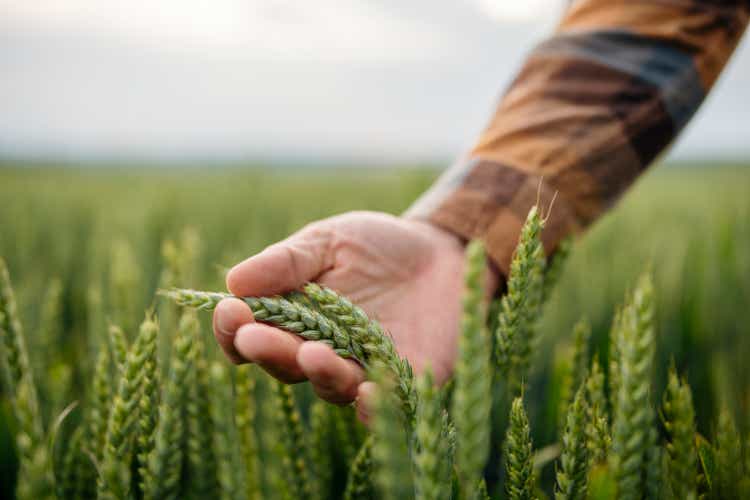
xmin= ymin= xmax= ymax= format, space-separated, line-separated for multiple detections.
xmin=406 ymin=0 xmax=749 ymax=276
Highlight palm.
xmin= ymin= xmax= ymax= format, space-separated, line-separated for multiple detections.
xmin=312 ymin=212 xmax=466 ymax=382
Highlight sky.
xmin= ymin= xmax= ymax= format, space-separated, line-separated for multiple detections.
xmin=1 ymin=0 xmax=749 ymax=165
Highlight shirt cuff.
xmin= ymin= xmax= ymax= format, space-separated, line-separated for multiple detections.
xmin=404 ymin=157 xmax=581 ymax=278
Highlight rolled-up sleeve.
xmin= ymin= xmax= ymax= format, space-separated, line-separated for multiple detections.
xmin=406 ymin=0 xmax=749 ymax=276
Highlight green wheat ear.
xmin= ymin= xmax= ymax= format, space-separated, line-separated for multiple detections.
xmin=209 ymin=361 xmax=247 ymax=500
xmin=135 ymin=316 xmax=160 ymax=493
xmin=714 ymin=408 xmax=742 ymax=499
xmin=0 ymin=258 xmax=55 ymax=500
xmin=303 ymin=282 xmax=417 ymax=422
xmin=662 ymin=366 xmax=697 ymax=499
xmin=495 ymin=205 xmax=546 ymax=392
xmin=272 ymin=381 xmax=312 ymax=499
xmin=452 ymin=240 xmax=492 ymax=500
xmin=235 ymin=364 xmax=261 ymax=500
xmin=371 ymin=361 xmax=413 ymax=500
xmin=414 ymin=367 xmax=452 ymax=500
xmin=505 ymin=396 xmax=537 ymax=500
xmin=144 ymin=310 xmax=198 ymax=499
xmin=98 ymin=314 xmax=159 ymax=500
xmin=610 ymin=273 xmax=659 ymax=500
xmin=344 ymin=436 xmax=375 ymax=500
xmin=555 ymin=386 xmax=590 ymax=500
xmin=585 ymin=356 xmax=610 ymax=466
xmin=184 ymin=318 xmax=219 ymax=498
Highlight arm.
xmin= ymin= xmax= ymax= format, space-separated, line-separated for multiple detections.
xmin=213 ymin=0 xmax=748 ymax=412
xmin=407 ymin=0 xmax=749 ymax=276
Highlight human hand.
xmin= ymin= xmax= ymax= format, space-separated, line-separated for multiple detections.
xmin=212 ymin=211 xmax=498 ymax=418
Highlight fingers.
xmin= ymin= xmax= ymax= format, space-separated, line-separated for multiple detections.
xmin=213 ymin=298 xmax=255 ymax=364
xmin=226 ymin=223 xmax=334 ymax=297
xmin=233 ymin=322 xmax=307 ymax=383
xmin=355 ymin=381 xmax=377 ymax=425
xmin=297 ymin=342 xmax=365 ymax=404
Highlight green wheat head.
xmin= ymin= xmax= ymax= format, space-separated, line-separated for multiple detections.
xmin=414 ymin=367 xmax=452 ymax=500
xmin=371 ymin=362 xmax=414 ymax=500
xmin=452 ymin=239 xmax=492 ymax=499
xmin=505 ymin=396 xmax=537 ymax=500
xmin=0 ymin=259 xmax=54 ymax=500
xmin=555 ymin=386 xmax=590 ymax=500
xmin=610 ymin=273 xmax=658 ymax=500
xmin=209 ymin=361 xmax=248 ymax=500
xmin=235 ymin=364 xmax=261 ymax=500
xmin=585 ymin=356 xmax=610 ymax=466
xmin=344 ymin=436 xmax=375 ymax=500
xmin=495 ymin=205 xmax=546 ymax=391
xmin=143 ymin=310 xmax=198 ymax=499
xmin=662 ymin=367 xmax=697 ymax=499
xmin=272 ymin=381 xmax=312 ymax=499
xmin=97 ymin=314 xmax=158 ymax=500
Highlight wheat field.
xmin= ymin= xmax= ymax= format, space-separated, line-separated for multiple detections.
xmin=1 ymin=163 xmax=749 ymax=499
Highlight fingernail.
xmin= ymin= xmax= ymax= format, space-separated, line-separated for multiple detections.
xmin=216 ymin=310 xmax=237 ymax=339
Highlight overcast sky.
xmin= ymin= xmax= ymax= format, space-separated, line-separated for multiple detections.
xmin=1 ymin=0 xmax=749 ymax=165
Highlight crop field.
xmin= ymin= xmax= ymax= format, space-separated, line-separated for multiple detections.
xmin=0 ymin=164 xmax=749 ymax=499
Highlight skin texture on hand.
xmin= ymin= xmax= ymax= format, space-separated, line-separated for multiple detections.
xmin=212 ymin=211 xmax=498 ymax=420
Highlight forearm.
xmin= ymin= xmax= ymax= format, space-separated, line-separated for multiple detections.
xmin=407 ymin=0 xmax=749 ymax=276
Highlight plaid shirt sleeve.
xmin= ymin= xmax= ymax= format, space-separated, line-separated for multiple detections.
xmin=405 ymin=0 xmax=749 ymax=277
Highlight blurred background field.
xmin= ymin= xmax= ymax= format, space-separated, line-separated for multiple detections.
xmin=1 ymin=161 xmax=748 ymax=497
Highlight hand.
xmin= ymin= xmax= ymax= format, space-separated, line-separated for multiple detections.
xmin=212 ymin=211 xmax=498 ymax=418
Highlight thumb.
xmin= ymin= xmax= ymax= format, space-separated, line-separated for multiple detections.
xmin=226 ymin=222 xmax=334 ymax=297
